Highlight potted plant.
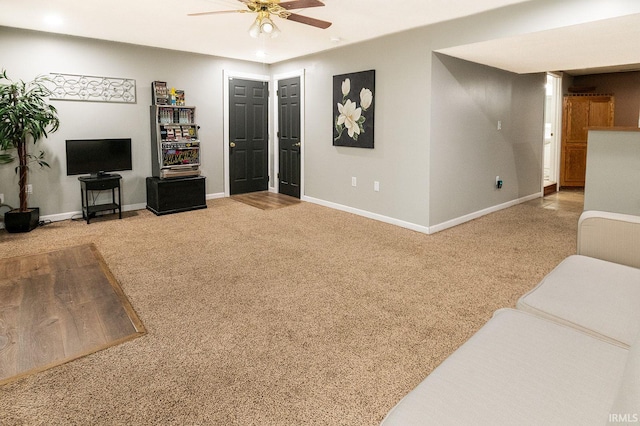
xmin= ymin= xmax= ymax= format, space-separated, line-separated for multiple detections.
xmin=0 ymin=69 xmax=59 ymax=232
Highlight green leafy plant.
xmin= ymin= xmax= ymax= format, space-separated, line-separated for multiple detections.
xmin=0 ymin=69 xmax=60 ymax=212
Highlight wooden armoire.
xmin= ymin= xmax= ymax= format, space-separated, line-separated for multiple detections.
xmin=560 ymin=94 xmax=614 ymax=187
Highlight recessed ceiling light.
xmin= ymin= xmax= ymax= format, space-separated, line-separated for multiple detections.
xmin=43 ymin=14 xmax=64 ymax=27
xmin=330 ymin=37 xmax=342 ymax=43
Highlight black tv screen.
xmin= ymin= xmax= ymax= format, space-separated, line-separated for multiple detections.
xmin=66 ymin=138 xmax=132 ymax=177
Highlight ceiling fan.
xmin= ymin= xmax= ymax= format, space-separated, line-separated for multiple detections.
xmin=189 ymin=0 xmax=332 ymax=38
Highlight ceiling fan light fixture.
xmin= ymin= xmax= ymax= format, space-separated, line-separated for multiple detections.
xmin=261 ymin=20 xmax=274 ymax=33
xmin=248 ymin=17 xmax=262 ymax=38
xmin=189 ymin=0 xmax=332 ymax=39
xmin=248 ymin=11 xmax=280 ymax=38
xmin=262 ymin=17 xmax=280 ymax=38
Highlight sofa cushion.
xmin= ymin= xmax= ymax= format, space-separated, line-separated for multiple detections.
xmin=609 ymin=333 xmax=640 ymax=424
xmin=578 ymin=210 xmax=640 ymax=269
xmin=381 ymin=309 xmax=628 ymax=426
xmin=517 ymin=255 xmax=640 ymax=347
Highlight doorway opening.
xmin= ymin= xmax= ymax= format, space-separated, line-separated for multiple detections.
xmin=543 ymin=73 xmax=562 ymax=196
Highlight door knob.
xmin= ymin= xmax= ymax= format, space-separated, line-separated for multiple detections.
xmin=230 ymin=142 xmax=236 ymax=148
xmin=293 ymin=142 xmax=301 ymax=147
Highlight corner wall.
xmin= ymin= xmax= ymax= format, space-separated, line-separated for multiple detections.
xmin=429 ymin=54 xmax=545 ymax=227
xmin=271 ymin=1 xmax=556 ymax=231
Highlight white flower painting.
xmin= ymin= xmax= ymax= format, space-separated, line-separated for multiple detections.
xmin=337 ymin=98 xmax=362 ymax=138
xmin=333 ymin=70 xmax=375 ymax=148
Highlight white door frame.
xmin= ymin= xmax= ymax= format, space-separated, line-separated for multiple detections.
xmin=544 ymin=72 xmax=563 ymax=190
xmin=223 ymin=69 xmax=270 ymax=197
xmin=272 ymin=69 xmax=305 ymax=196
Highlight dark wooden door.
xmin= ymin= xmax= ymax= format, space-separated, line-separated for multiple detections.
xmin=229 ymin=78 xmax=269 ymax=195
xmin=277 ymin=77 xmax=301 ymax=199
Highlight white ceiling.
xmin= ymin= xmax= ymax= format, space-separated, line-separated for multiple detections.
xmin=438 ymin=12 xmax=640 ymax=75
xmin=1 ymin=0 xmax=639 ymax=75
xmin=0 ymin=0 xmax=530 ymax=64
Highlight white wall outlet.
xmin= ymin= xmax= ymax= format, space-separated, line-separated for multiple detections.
xmin=26 ymin=184 xmax=33 ymax=194
xmin=0 ymin=193 xmax=4 ymax=204
xmin=497 ymin=120 xmax=502 ymax=130
xmin=352 ymin=176 xmax=357 ymax=187
xmin=374 ymin=181 xmax=380 ymax=192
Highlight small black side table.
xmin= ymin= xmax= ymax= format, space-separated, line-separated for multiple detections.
xmin=78 ymin=174 xmax=122 ymax=224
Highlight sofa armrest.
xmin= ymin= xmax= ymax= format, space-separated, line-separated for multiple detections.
xmin=578 ymin=210 xmax=640 ymax=269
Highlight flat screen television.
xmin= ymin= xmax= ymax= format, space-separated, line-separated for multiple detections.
xmin=66 ymin=138 xmax=132 ymax=177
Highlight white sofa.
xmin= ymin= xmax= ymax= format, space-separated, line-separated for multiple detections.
xmin=381 ymin=211 xmax=640 ymax=425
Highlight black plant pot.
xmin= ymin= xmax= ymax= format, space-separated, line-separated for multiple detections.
xmin=4 ymin=207 xmax=40 ymax=233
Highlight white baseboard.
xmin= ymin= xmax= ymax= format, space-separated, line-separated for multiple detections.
xmin=4 ymin=193 xmax=226 ymax=228
xmin=3 ymin=193 xmax=543 ymax=234
xmin=301 ymin=196 xmax=432 ymax=234
xmin=302 ymin=192 xmax=542 ymax=235
xmin=39 ymin=192 xmax=228 ymax=224
xmin=39 ymin=202 xmax=148 ymax=224
xmin=426 ymin=192 xmax=542 ymax=233
xmin=207 ymin=192 xmax=225 ymax=200
xmin=35 ymin=193 xmax=226 ymax=225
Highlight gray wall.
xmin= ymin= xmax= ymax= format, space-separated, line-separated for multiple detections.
xmin=271 ymin=0 xmax=558 ymax=229
xmin=0 ymin=27 xmax=264 ymax=217
xmin=430 ymin=54 xmax=544 ymax=226
xmin=4 ymin=0 xmax=632 ymax=230
xmin=271 ymin=32 xmax=432 ymax=227
xmin=584 ymin=130 xmax=640 ymax=215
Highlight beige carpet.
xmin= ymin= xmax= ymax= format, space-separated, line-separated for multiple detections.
xmin=0 ymin=193 xmax=582 ymax=425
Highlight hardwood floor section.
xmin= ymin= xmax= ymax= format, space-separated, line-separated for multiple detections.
xmin=0 ymin=244 xmax=145 ymax=385
xmin=232 ymin=191 xmax=301 ymax=210
xmin=525 ymin=188 xmax=584 ymax=213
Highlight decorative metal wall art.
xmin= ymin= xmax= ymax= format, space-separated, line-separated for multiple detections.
xmin=49 ymin=73 xmax=137 ymax=103
xmin=333 ymin=69 xmax=375 ymax=148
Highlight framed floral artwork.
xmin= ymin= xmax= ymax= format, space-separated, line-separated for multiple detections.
xmin=333 ymin=70 xmax=375 ymax=148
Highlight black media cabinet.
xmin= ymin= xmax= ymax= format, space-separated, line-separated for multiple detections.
xmin=78 ymin=174 xmax=122 ymax=224
xmin=146 ymin=176 xmax=206 ymax=215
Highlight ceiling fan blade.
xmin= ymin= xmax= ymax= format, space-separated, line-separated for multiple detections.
xmin=279 ymin=0 xmax=325 ymax=10
xmin=284 ymin=12 xmax=332 ymax=29
xmin=188 ymin=9 xmax=246 ymax=16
